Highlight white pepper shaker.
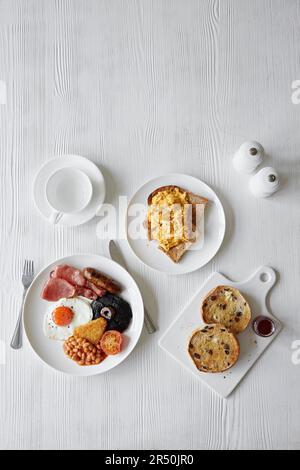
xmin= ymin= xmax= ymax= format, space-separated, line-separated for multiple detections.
xmin=233 ymin=141 xmax=264 ymax=174
xmin=249 ymin=167 xmax=280 ymax=198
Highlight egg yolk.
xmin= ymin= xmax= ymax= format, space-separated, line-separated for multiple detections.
xmin=52 ymin=306 xmax=74 ymax=327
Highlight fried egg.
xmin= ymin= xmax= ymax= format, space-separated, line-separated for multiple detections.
xmin=43 ymin=297 xmax=93 ymax=341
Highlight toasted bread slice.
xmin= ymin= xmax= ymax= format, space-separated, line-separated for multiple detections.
xmin=161 ymin=223 xmax=199 ymax=263
xmin=161 ymin=239 xmax=194 ymax=263
xmin=188 ymin=324 xmax=240 ymax=373
xmin=146 ymin=185 xmax=208 ymax=262
xmin=202 ymin=286 xmax=251 ymax=334
xmin=74 ymin=318 xmax=107 ymax=345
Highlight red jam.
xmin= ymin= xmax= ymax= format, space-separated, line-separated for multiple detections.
xmin=253 ymin=316 xmax=275 ymax=337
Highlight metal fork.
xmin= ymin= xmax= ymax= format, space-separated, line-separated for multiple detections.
xmin=10 ymin=260 xmax=34 ymax=350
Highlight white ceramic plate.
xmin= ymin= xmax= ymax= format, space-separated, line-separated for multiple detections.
xmin=159 ymin=266 xmax=282 ymax=397
xmin=126 ymin=174 xmax=226 ymax=274
xmin=23 ymin=254 xmax=144 ymax=376
xmin=33 ymin=155 xmax=106 ymax=227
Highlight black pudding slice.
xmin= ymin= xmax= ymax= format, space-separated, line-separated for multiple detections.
xmin=92 ymin=294 xmax=132 ymax=332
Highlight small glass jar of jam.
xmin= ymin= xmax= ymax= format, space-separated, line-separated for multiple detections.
xmin=253 ymin=316 xmax=275 ymax=337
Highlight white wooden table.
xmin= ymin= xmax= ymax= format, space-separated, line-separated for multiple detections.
xmin=0 ymin=0 xmax=299 ymax=450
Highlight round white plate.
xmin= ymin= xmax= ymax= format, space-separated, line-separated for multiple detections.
xmin=23 ymin=254 xmax=144 ymax=376
xmin=33 ymin=155 xmax=106 ymax=227
xmin=126 ymin=174 xmax=226 ymax=275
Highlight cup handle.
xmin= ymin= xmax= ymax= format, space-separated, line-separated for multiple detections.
xmin=49 ymin=210 xmax=63 ymax=225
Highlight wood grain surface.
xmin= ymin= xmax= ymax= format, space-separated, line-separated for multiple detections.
xmin=0 ymin=0 xmax=299 ymax=450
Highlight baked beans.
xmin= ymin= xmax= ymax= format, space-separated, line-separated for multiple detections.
xmin=64 ymin=336 xmax=106 ymax=366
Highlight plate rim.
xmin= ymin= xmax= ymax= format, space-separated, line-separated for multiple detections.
xmin=23 ymin=253 xmax=144 ymax=376
xmin=126 ymin=173 xmax=226 ymax=275
xmin=33 ymin=154 xmax=106 ymax=227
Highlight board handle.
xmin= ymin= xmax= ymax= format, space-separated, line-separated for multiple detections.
xmin=252 ymin=266 xmax=276 ymax=293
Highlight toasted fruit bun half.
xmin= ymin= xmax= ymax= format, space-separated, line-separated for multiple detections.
xmin=146 ymin=185 xmax=208 ymax=263
xmin=201 ymin=286 xmax=251 ymax=334
xmin=188 ymin=324 xmax=240 ymax=373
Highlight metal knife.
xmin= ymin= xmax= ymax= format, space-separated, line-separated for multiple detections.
xmin=108 ymin=240 xmax=156 ymax=334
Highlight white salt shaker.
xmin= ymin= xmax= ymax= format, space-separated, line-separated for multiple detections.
xmin=249 ymin=167 xmax=280 ymax=198
xmin=233 ymin=141 xmax=264 ymax=174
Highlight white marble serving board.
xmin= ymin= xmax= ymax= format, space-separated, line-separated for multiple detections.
xmin=159 ymin=266 xmax=282 ymax=398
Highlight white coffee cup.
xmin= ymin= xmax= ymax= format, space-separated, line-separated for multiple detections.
xmin=46 ymin=167 xmax=93 ymax=224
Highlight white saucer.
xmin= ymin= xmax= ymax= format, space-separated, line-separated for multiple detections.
xmin=33 ymin=155 xmax=106 ymax=227
xmin=126 ymin=174 xmax=226 ymax=275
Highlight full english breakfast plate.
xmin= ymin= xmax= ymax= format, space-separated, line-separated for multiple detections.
xmin=23 ymin=254 xmax=144 ymax=376
xmin=126 ymin=174 xmax=226 ymax=275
